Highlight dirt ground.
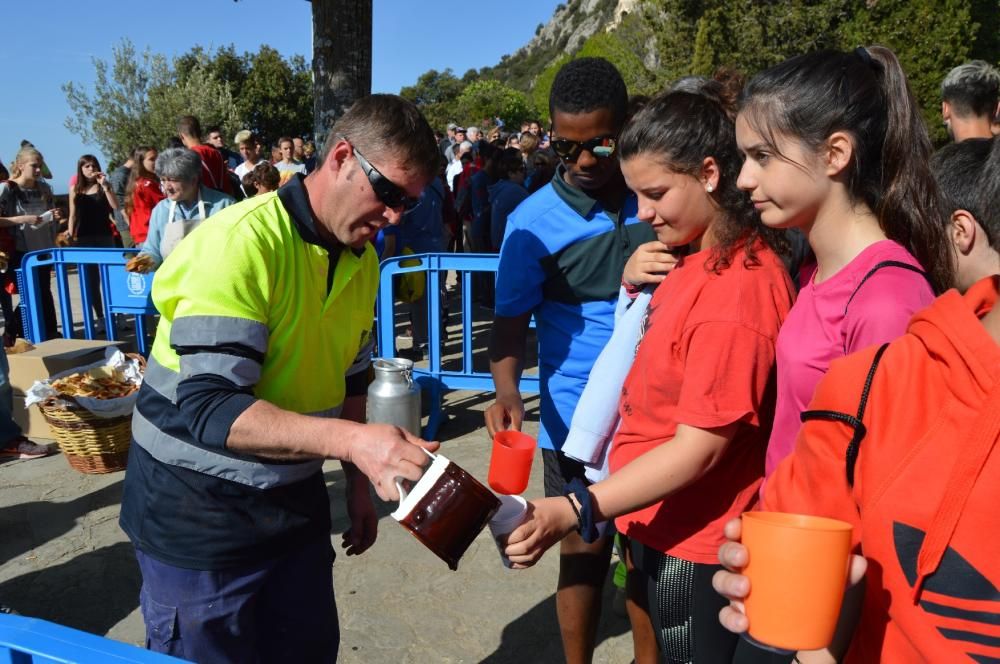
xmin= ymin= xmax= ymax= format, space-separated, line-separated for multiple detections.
xmin=1 ymin=274 xmax=637 ymax=662
xmin=1 ymin=393 xmax=635 ymax=664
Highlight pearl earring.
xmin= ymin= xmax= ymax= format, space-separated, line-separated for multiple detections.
xmin=706 ymin=184 xmax=714 ymax=193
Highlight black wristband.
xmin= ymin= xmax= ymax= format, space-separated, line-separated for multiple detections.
xmin=563 ymin=494 xmax=582 ymax=533
xmin=565 ymin=477 xmax=602 ymax=544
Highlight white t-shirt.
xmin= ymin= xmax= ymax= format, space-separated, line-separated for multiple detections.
xmin=446 ymin=160 xmax=464 ymax=192
xmin=235 ymin=160 xmax=264 ymax=179
xmin=274 ymin=161 xmax=307 ymax=175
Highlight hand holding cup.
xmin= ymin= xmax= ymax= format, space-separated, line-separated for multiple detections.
xmin=713 ymin=514 xmax=867 ymax=652
xmin=487 ymin=430 xmax=536 ymax=495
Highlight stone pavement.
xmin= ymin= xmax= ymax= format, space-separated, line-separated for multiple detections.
xmin=1 ymin=274 xmax=636 ymax=662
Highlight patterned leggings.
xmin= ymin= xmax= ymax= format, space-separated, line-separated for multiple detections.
xmin=629 ymin=540 xmax=792 ymax=664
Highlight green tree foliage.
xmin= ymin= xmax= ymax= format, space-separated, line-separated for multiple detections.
xmin=399 ymin=0 xmax=999 ymax=142
xmin=63 ymin=40 xmax=313 ymax=161
xmin=455 ymin=80 xmax=537 ymax=129
xmin=641 ymin=0 xmax=997 ymax=144
xmin=238 ymin=46 xmax=313 ymax=147
xmin=399 ymin=69 xmax=466 ymax=130
xmin=62 ymin=40 xmax=170 ymax=161
xmin=146 ymin=64 xmax=242 ymax=149
xmin=837 ymin=0 xmax=994 ymax=143
xmin=532 ymin=54 xmax=572 ymax=125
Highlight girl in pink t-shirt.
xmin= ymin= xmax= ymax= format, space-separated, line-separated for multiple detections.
xmin=735 ymin=47 xmax=955 ymax=482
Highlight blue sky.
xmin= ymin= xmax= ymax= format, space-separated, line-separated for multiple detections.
xmin=2 ymin=0 xmax=562 ymax=194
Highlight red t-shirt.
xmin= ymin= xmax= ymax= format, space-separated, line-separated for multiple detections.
xmin=190 ymin=144 xmax=233 ymax=196
xmin=129 ymin=177 xmax=165 ymax=244
xmin=610 ymin=242 xmax=795 ymax=563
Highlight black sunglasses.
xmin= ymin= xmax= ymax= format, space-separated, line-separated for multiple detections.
xmin=550 ymin=135 xmax=617 ymax=162
xmin=351 ymin=145 xmax=420 ymax=211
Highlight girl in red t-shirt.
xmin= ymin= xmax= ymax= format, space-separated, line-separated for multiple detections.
xmin=506 ymin=74 xmax=796 ymax=662
xmin=125 ymin=146 xmax=164 ymax=246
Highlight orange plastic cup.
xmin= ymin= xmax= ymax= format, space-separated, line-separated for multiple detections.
xmin=487 ymin=431 xmax=536 ymax=495
xmin=741 ymin=511 xmax=853 ymax=652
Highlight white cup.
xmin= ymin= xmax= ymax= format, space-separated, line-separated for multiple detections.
xmin=488 ymin=494 xmax=528 ymax=568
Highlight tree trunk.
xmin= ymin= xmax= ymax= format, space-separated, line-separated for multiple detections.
xmin=311 ymin=0 xmax=372 ymax=141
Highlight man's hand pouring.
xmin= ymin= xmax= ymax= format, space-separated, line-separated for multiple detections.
xmin=345 ymin=423 xmax=439 ymax=502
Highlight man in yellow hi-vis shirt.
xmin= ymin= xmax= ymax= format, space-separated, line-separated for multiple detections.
xmin=120 ymin=95 xmax=440 ymax=662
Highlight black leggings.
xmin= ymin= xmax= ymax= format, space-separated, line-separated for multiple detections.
xmin=629 ymin=541 xmax=792 ymax=664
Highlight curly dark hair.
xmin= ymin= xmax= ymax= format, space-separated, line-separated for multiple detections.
xmin=619 ymin=74 xmax=787 ymax=273
xmin=549 ymin=57 xmax=628 ymax=129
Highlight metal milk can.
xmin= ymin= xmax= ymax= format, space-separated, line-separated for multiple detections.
xmin=367 ymin=358 xmax=422 ymax=436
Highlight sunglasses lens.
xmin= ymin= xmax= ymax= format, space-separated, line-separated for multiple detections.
xmin=375 ymin=180 xmax=419 ymax=211
xmin=586 ymin=137 xmax=616 ymax=158
xmin=552 ymin=139 xmax=578 ymax=161
xmin=552 ymin=137 xmax=615 ymax=161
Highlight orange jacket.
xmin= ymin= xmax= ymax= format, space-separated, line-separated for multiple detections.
xmin=764 ymin=276 xmax=1000 ymax=663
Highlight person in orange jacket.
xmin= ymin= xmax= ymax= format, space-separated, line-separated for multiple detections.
xmin=713 ymin=136 xmax=1000 ymax=662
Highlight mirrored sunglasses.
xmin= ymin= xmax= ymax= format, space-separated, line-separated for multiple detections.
xmin=550 ymin=136 xmax=617 ymax=162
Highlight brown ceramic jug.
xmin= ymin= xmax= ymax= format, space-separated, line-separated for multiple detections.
xmin=391 ymin=451 xmax=501 ymax=570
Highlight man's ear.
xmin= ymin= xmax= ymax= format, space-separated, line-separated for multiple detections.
xmin=950 ymin=209 xmax=978 ymax=255
xmin=941 ymin=101 xmax=952 ymax=123
xmin=324 ymin=139 xmax=352 ymax=176
xmin=823 ymin=131 xmax=854 ymax=177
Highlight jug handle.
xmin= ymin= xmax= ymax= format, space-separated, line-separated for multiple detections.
xmin=394 ymin=447 xmax=438 ymax=504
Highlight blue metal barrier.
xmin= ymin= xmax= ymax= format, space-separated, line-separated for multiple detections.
xmin=0 ymin=613 xmax=184 ymax=663
xmin=377 ymin=253 xmax=539 ymax=439
xmin=17 ymin=248 xmax=157 ymax=355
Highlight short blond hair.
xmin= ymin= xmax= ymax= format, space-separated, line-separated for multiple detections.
xmin=10 ymin=146 xmax=43 ymax=178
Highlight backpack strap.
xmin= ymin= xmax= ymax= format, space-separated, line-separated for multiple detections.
xmin=843 ymin=260 xmax=929 ymax=316
xmin=800 ymin=342 xmax=890 ymax=487
xmin=841 ymin=260 xmax=929 ymax=354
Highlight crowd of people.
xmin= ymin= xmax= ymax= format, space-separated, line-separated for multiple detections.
xmin=0 ymin=45 xmax=999 ymax=664
xmin=486 ymin=54 xmax=999 ymax=664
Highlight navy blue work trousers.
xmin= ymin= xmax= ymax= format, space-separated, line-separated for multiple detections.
xmin=135 ymin=536 xmax=339 ymax=662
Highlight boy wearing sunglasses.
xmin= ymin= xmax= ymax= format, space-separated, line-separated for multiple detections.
xmin=486 ymin=58 xmax=656 ymax=663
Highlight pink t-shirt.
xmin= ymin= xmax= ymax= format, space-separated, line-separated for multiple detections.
xmin=764 ymin=240 xmax=934 ymax=480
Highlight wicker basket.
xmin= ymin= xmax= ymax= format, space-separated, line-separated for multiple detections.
xmin=34 ymin=352 xmax=144 ymax=474
xmin=38 ymin=402 xmax=132 ymax=474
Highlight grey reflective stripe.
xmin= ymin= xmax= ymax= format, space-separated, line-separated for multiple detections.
xmin=144 ymin=356 xmax=181 ymax=403
xmin=131 ymin=410 xmax=324 ymax=489
xmin=308 ymin=404 xmax=344 ymax=418
xmin=346 ymin=334 xmax=375 ymax=377
xmin=180 ymin=352 xmax=261 ymax=387
xmin=171 ymin=316 xmax=269 ymax=354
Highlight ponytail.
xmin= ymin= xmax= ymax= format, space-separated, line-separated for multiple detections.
xmin=867 ymin=46 xmax=954 ymax=294
xmin=741 ymin=46 xmax=955 ymax=293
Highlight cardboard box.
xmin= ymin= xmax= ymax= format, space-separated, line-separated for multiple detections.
xmin=12 ymin=395 xmax=55 ymax=442
xmin=7 ymin=338 xmax=126 ymax=396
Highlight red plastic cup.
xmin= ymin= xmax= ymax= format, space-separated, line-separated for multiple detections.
xmin=488 ymin=431 xmax=536 ymax=495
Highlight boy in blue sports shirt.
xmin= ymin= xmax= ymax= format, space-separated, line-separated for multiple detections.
xmin=485 ymin=58 xmax=656 ymax=663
